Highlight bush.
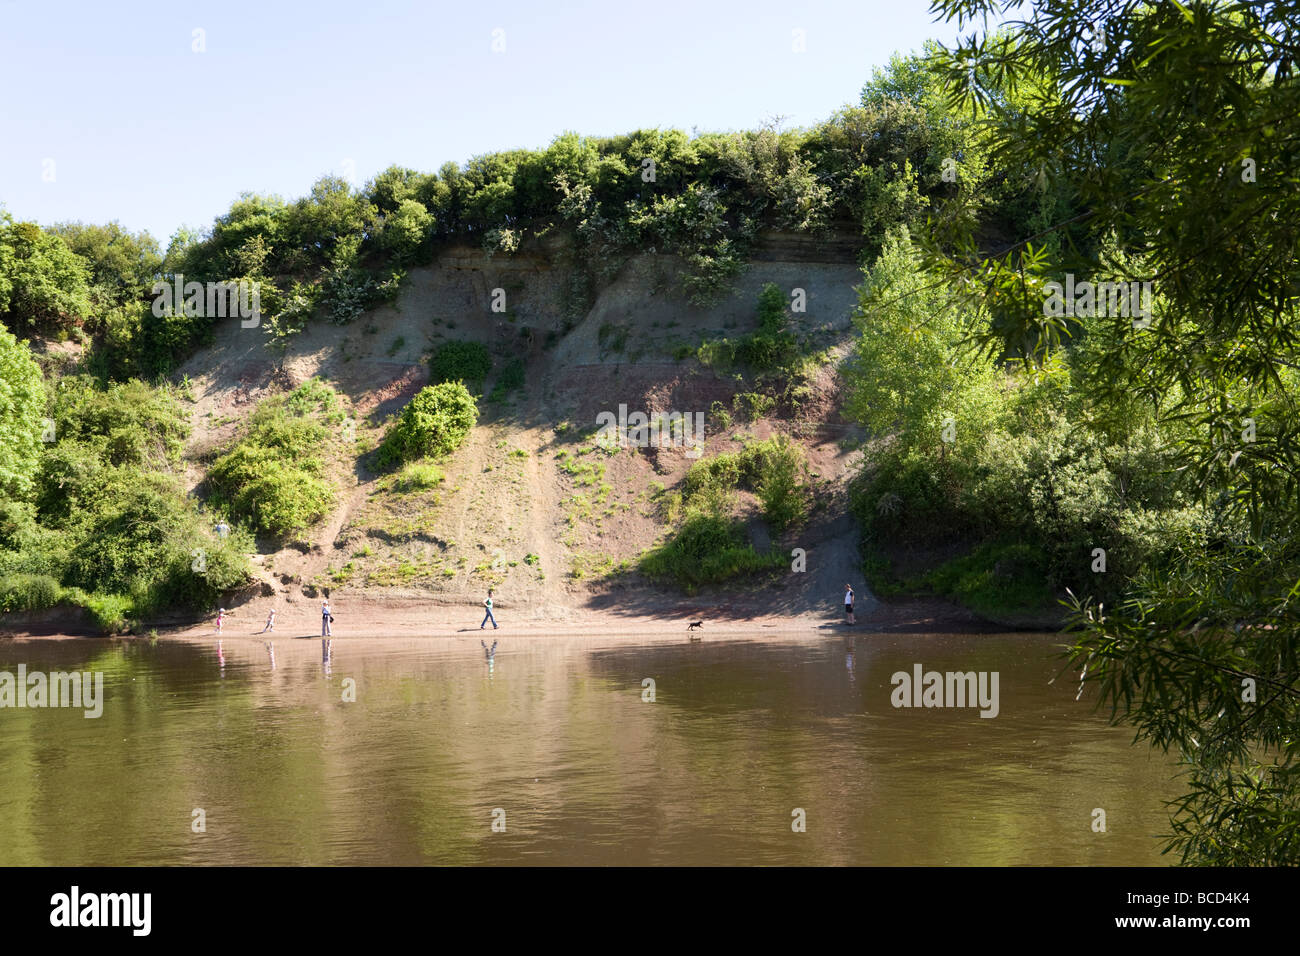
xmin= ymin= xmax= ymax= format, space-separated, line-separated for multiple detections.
xmin=639 ymin=509 xmax=785 ymax=592
xmin=735 ymin=331 xmax=799 ymax=370
xmin=391 ymin=460 xmax=445 ymax=492
xmin=756 ymin=282 xmax=786 ymax=333
xmin=749 ymin=436 xmax=809 ymax=531
xmin=683 ymin=453 xmax=742 ymax=500
xmin=681 ymin=436 xmax=808 ymax=530
xmin=692 ymin=285 xmax=801 ymax=372
xmin=0 ymin=573 xmax=64 ymax=612
xmin=376 ymin=382 xmax=478 ymax=468
xmin=49 ymin=376 xmax=189 ymax=467
xmin=921 ymin=541 xmax=1055 ymax=617
xmin=77 ymin=591 xmax=133 ymax=634
xmin=319 ymin=235 xmax=374 ymax=324
xmin=696 ymin=337 xmax=736 ymax=368
xmin=430 ymin=341 xmax=492 ymax=391
xmin=211 ymin=453 xmax=333 ymax=539
xmin=648 ymin=436 xmax=809 ymax=591
xmin=208 ymin=381 xmax=340 ymax=540
xmin=733 ymin=391 xmax=775 ymax=421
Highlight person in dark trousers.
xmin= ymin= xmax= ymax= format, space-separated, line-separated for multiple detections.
xmin=844 ymin=584 xmax=855 ymax=625
xmin=481 ymin=589 xmax=498 ymax=629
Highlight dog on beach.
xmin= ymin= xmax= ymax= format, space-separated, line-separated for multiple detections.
xmin=687 ymin=621 xmax=703 ymax=631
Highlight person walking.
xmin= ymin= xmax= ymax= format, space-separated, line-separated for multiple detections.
xmin=321 ymin=600 xmax=333 ymax=637
xmin=481 ymin=589 xmax=498 ymax=630
xmin=259 ymin=608 xmax=276 ymax=634
xmin=844 ymin=585 xmax=855 ymax=625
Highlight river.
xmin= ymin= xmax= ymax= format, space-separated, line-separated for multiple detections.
xmin=0 ymin=631 xmax=1176 ymax=865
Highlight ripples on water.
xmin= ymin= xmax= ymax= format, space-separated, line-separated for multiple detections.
xmin=0 ymin=632 xmax=1175 ymax=865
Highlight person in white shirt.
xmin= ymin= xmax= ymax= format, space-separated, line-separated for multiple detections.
xmin=844 ymin=585 xmax=855 ymax=625
xmin=481 ymin=590 xmax=498 ymax=629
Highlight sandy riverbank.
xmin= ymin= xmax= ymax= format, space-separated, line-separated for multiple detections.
xmin=1 ymin=595 xmax=1014 ymax=641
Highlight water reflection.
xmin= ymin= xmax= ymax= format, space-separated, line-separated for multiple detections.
xmin=0 ymin=633 xmax=1177 ymax=866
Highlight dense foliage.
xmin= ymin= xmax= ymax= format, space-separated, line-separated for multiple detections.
xmin=207 ymin=379 xmax=343 ymax=540
xmin=847 ymin=234 xmax=1203 ymax=617
xmin=908 ymin=0 xmax=1300 ymax=864
xmin=0 ymin=326 xmax=43 ymax=498
xmin=375 ymin=382 xmax=478 ymax=468
xmin=429 ymin=341 xmax=493 ymax=392
xmin=641 ymin=436 xmax=807 ymax=590
xmin=0 ymin=374 xmax=250 ymax=630
xmin=2 ymin=60 xmax=1016 ymax=377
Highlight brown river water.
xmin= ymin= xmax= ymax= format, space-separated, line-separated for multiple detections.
xmin=0 ymin=631 xmax=1177 ymax=865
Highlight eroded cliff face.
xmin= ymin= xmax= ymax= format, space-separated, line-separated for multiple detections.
xmin=175 ymin=232 xmax=871 ymax=624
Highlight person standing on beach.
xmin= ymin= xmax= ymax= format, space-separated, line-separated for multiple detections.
xmin=844 ymin=585 xmax=855 ymax=625
xmin=481 ymin=589 xmax=498 ymax=630
xmin=322 ymin=600 xmax=332 ymax=637
xmin=216 ymin=607 xmax=226 ymax=633
xmin=259 ymin=608 xmax=276 ymax=634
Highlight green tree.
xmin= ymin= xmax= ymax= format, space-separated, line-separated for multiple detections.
xmin=380 ymin=198 xmax=434 ymax=264
xmin=927 ymin=0 xmax=1300 ymax=864
xmin=0 ymin=213 xmax=94 ymax=333
xmin=847 ymin=231 xmax=1003 ymax=455
xmin=45 ymin=221 xmax=162 ymax=304
xmin=0 ymin=325 xmax=44 ymax=498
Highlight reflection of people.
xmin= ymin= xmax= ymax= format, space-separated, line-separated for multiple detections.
xmin=259 ymin=609 xmax=276 ymax=634
xmin=481 ymin=638 xmax=497 ymax=677
xmin=844 ymin=585 xmax=855 ymax=625
xmin=217 ymin=640 xmax=225 ymax=670
xmin=322 ymin=638 xmax=332 ymax=676
xmin=265 ymin=641 xmax=275 ymax=669
xmin=322 ymin=600 xmax=332 ymax=637
xmin=845 ymin=637 xmax=856 ymax=684
xmin=481 ymin=590 xmax=498 ymax=630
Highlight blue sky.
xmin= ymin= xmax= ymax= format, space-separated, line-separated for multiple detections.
xmin=0 ymin=0 xmax=977 ymax=245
